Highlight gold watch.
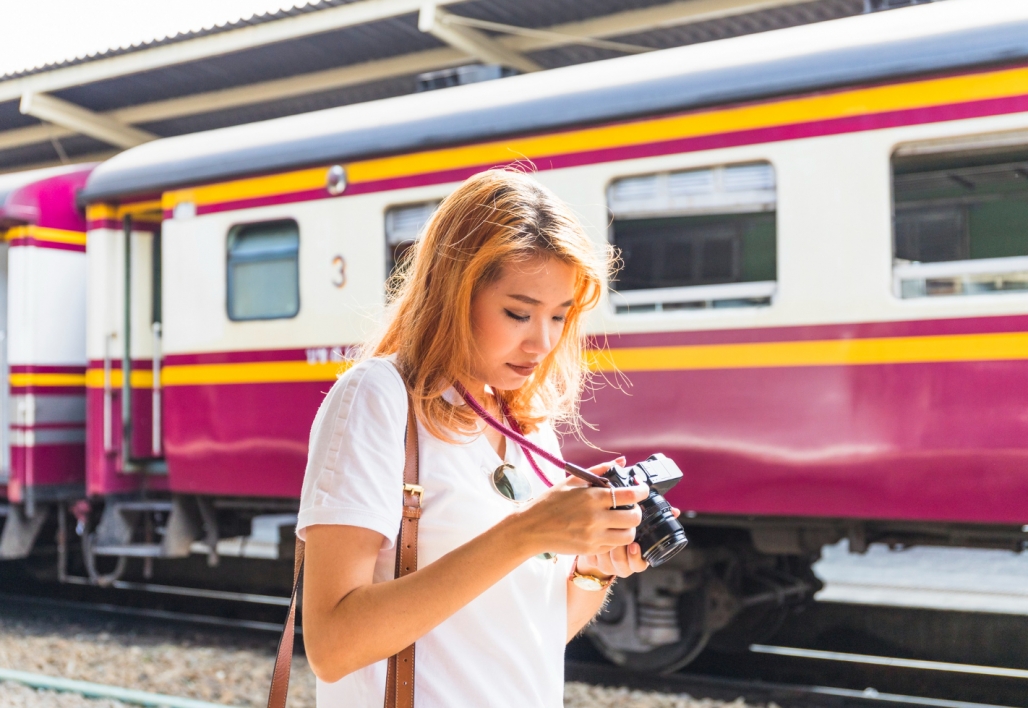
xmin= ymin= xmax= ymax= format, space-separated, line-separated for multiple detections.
xmin=569 ymin=556 xmax=615 ymax=591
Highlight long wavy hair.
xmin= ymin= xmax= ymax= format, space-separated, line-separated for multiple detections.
xmin=363 ymin=169 xmax=611 ymax=441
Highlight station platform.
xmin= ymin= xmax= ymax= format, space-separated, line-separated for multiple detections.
xmin=813 ymin=540 xmax=1028 ymax=615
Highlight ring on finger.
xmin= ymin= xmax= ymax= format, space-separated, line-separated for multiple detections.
xmin=609 ymin=486 xmax=618 ymax=509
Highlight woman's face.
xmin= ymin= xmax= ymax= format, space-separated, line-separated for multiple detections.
xmin=468 ymin=254 xmax=576 ymax=394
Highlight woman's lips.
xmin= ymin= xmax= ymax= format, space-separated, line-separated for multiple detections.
xmin=507 ymin=363 xmax=538 ymax=376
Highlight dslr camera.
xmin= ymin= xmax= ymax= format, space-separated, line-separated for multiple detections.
xmin=604 ymin=454 xmax=687 ymax=567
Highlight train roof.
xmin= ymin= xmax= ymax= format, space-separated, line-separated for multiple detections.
xmin=82 ymin=0 xmax=1028 ymax=204
xmin=0 ymin=163 xmax=94 ymax=227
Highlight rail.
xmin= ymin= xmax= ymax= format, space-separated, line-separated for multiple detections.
xmin=894 ymin=256 xmax=1028 ymax=298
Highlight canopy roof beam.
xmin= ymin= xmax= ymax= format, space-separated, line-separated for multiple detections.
xmin=19 ymin=93 xmax=156 ymax=148
xmin=418 ymin=4 xmax=542 ymax=73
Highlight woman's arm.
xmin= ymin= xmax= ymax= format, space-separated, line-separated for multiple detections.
xmin=303 ymin=480 xmax=648 ymax=683
xmin=565 ymin=543 xmax=647 ymax=641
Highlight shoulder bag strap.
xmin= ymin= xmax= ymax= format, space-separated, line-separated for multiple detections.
xmin=385 ymin=396 xmax=420 ymax=708
xmin=267 ymin=394 xmax=421 ymax=708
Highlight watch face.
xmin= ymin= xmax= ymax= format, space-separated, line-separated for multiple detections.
xmin=573 ymin=574 xmax=604 ymax=592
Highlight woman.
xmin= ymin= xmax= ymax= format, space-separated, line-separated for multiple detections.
xmin=298 ymin=169 xmax=655 ymax=707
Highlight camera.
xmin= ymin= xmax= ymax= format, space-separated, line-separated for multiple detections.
xmin=604 ymin=454 xmax=688 ymax=567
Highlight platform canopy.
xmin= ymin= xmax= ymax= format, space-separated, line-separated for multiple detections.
xmin=0 ymin=0 xmax=932 ymax=175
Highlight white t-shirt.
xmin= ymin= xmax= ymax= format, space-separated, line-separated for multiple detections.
xmin=297 ymin=357 xmax=573 ymax=708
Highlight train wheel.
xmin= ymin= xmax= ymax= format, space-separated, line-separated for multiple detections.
xmin=586 ymin=569 xmax=711 ymax=674
xmin=706 ymin=601 xmax=791 ymax=653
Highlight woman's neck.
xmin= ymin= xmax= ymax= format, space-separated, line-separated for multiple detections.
xmin=461 ymin=378 xmax=489 ymax=402
xmin=461 ymin=378 xmax=502 ymax=419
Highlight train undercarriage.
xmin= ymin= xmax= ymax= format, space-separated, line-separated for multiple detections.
xmin=3 ymin=496 xmax=1026 ymax=673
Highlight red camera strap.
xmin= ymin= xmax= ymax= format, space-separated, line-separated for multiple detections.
xmin=454 ymin=382 xmax=610 ymax=488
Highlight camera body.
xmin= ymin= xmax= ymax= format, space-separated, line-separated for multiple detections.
xmin=603 ymin=453 xmax=688 ymax=567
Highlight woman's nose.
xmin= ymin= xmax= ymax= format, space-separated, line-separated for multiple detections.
xmin=525 ymin=320 xmax=552 ymax=354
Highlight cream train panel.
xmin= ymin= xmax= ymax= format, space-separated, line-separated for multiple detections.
xmin=9 ymin=248 xmax=87 ymax=365
xmin=154 ymin=106 xmax=1028 ymax=353
xmin=84 ymin=226 xmax=159 ymax=363
xmin=161 ymin=186 xmax=455 ymax=355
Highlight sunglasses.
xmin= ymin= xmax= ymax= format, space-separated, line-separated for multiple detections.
xmin=490 ymin=463 xmax=534 ymax=503
xmin=491 ymin=463 xmax=556 ymax=561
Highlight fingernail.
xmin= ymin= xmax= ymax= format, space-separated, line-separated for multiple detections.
xmin=630 ymin=544 xmax=639 ymax=554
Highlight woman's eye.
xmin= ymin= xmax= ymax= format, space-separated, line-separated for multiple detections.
xmin=553 ymin=315 xmax=566 ymax=323
xmin=504 ymin=309 xmax=530 ymax=322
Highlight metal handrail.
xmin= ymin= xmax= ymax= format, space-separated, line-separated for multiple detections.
xmin=151 ymin=322 xmax=162 ymax=457
xmin=103 ymin=332 xmax=114 ymax=455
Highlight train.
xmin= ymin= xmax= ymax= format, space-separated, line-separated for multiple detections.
xmin=3 ymin=0 xmax=1028 ymax=672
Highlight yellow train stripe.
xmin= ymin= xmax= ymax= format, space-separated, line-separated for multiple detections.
xmin=84 ymin=370 xmax=155 ymax=388
xmin=5 ymin=226 xmax=86 ymax=246
xmin=160 ymin=63 xmax=1028 ymax=211
xmin=161 ymin=360 xmax=348 ymax=386
xmin=586 ymin=331 xmax=1028 ymax=372
xmin=85 ymin=361 xmax=349 ymax=388
xmin=162 ymin=167 xmax=329 ymax=214
xmin=86 ymin=201 xmax=163 ymax=222
xmin=82 ymin=332 xmax=1028 ymax=389
xmin=10 ymin=373 xmax=87 ymax=387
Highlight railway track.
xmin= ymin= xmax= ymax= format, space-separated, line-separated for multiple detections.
xmin=0 ymin=580 xmax=1025 ymax=708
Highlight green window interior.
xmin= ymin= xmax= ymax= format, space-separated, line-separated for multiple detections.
xmin=613 ymin=212 xmax=777 ymax=291
xmin=227 ymin=220 xmax=300 ymax=321
xmin=894 ymin=152 xmax=1028 ymax=263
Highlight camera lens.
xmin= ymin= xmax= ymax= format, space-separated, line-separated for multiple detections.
xmin=635 ymin=489 xmax=688 ymax=567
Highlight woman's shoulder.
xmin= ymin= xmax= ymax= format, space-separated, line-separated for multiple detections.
xmin=321 ymin=357 xmax=408 ymax=424
xmin=339 ymin=356 xmax=406 ymax=393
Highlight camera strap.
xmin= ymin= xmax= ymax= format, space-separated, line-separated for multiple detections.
xmin=454 ymin=382 xmax=610 ymax=488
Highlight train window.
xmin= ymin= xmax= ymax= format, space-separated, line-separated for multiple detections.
xmin=385 ymin=201 xmax=439 ymax=272
xmin=608 ymin=163 xmax=777 ymax=313
xmin=226 ymin=220 xmax=300 ymax=321
xmin=893 ymin=147 xmax=1028 ymax=298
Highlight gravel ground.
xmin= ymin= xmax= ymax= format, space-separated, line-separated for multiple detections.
xmin=0 ymin=605 xmax=761 ymax=708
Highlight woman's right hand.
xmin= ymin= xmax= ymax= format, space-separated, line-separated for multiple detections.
xmin=511 ymin=458 xmax=648 ymax=558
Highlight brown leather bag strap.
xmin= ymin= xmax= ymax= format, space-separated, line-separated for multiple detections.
xmin=385 ymin=399 xmax=420 ymax=708
xmin=267 ymin=393 xmax=420 ymax=708
xmin=267 ymin=537 xmax=304 ymax=708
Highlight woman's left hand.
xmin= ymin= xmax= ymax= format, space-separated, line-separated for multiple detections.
xmin=572 ymin=458 xmax=681 ymax=581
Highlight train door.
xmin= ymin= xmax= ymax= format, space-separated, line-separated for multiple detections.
xmin=114 ymin=214 xmax=165 ymax=469
xmin=0 ymin=242 xmax=9 ymax=487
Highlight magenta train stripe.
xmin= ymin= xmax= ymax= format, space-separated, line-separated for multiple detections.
xmin=84 ymin=359 xmax=161 ymax=370
xmin=161 ymin=346 xmax=349 ymax=366
xmin=8 ymin=237 xmax=85 ymax=253
xmin=137 ymin=315 xmax=1028 ymax=369
xmin=596 ymin=313 xmax=1028 ymax=349
xmin=86 ymin=218 xmax=161 ymax=233
xmin=161 ymin=90 xmax=1028 ymax=217
xmin=12 ymin=422 xmax=85 ymax=430
xmin=11 ymin=389 xmax=84 ymax=395
xmin=10 ymin=365 xmax=86 ymax=374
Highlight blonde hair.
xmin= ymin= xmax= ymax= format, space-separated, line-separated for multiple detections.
xmin=364 ymin=169 xmax=611 ymax=441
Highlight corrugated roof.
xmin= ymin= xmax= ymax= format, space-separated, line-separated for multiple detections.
xmin=0 ymin=1 xmax=361 ymax=82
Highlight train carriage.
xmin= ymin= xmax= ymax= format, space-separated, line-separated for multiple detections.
xmin=68 ymin=0 xmax=1028 ymax=670
xmin=0 ymin=164 xmax=92 ymax=559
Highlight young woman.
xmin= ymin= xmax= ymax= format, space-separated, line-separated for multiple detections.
xmin=298 ymin=169 xmax=659 ymax=707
